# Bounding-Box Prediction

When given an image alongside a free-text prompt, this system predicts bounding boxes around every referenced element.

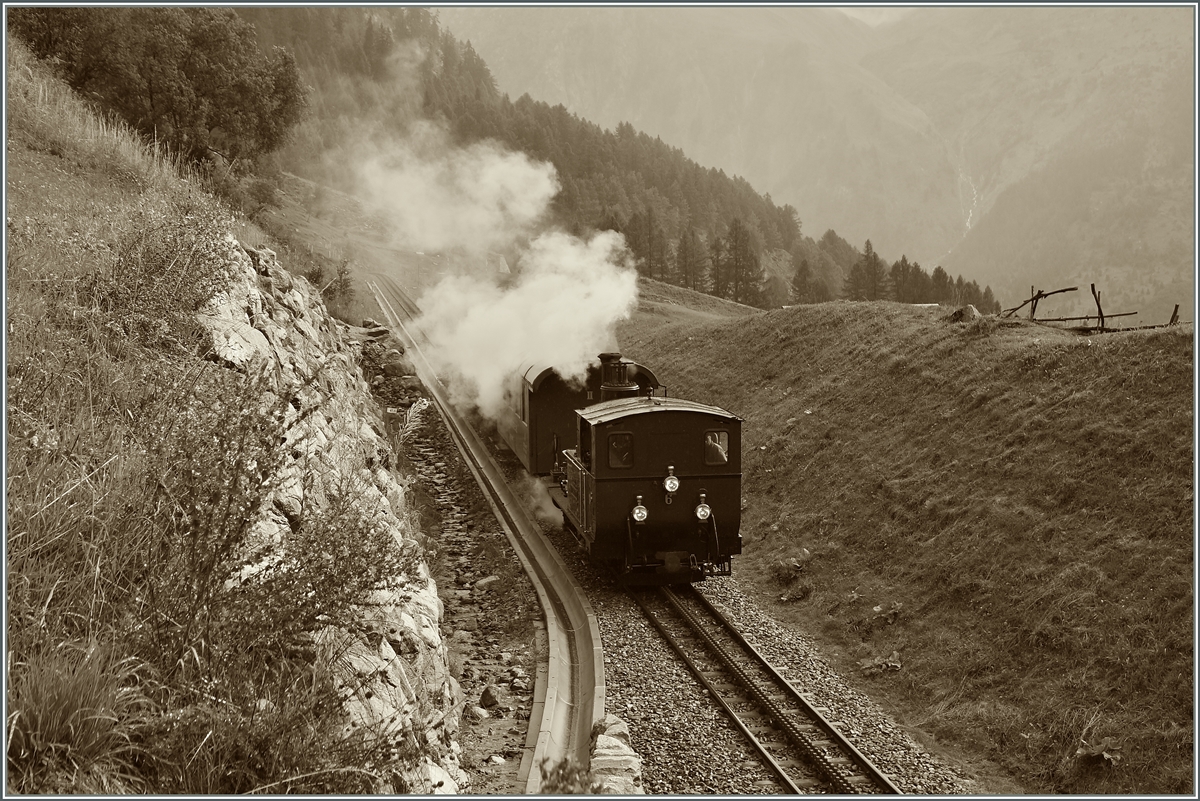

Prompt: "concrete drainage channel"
[369,278,623,792]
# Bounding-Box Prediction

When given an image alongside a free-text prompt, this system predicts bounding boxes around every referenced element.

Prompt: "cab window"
[608,432,634,468]
[704,430,729,465]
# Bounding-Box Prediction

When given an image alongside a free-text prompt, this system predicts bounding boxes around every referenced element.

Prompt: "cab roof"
[578,395,740,425]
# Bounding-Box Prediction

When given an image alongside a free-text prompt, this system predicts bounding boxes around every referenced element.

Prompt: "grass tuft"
[6,640,155,793]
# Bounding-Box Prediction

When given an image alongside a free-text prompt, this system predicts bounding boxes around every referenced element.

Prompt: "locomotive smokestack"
[599,352,639,401]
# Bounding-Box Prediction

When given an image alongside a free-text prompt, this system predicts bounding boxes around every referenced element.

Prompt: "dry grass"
[6,34,415,793]
[6,38,195,195]
[619,300,1193,793]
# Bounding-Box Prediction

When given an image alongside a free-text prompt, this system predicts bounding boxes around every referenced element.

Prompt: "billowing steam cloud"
[355,120,558,256]
[413,229,637,417]
[350,120,639,420]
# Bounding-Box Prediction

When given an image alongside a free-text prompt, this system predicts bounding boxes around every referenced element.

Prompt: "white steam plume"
[413,229,637,418]
[347,120,639,419]
[515,473,565,527]
[355,120,558,256]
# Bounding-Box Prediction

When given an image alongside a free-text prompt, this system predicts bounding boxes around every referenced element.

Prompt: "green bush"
[133,653,406,794]
[9,7,307,164]
[84,192,234,349]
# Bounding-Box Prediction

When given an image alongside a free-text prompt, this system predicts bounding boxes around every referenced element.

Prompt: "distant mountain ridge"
[439,6,1194,318]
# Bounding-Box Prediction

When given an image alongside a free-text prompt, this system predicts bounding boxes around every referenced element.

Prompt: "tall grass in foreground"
[7,34,418,792]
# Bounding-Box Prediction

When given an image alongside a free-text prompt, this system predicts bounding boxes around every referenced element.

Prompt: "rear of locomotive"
[557,355,743,584]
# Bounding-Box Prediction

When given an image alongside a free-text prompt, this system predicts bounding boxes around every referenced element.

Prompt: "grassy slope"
[5,38,414,793]
[617,298,1193,793]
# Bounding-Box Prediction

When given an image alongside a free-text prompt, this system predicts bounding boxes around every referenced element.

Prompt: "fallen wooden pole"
[1002,285,1079,318]
[1115,321,1191,331]
[1036,311,1138,323]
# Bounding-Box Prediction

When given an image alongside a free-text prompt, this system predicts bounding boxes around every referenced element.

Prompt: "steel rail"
[685,587,902,794]
[666,586,901,794]
[367,276,604,792]
[628,590,805,794]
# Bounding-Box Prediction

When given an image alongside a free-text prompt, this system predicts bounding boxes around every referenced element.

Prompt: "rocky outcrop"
[197,240,465,793]
[591,714,645,794]
[948,304,982,323]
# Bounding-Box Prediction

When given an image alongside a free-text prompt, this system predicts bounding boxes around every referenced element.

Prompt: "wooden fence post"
[1169,304,1180,325]
[1090,283,1105,330]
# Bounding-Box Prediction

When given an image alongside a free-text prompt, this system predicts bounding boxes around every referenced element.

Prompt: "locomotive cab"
[553,394,743,584]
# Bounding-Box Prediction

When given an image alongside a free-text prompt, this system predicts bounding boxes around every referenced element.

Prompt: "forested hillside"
[8,6,999,311]
[238,7,998,311]
[8,8,306,170]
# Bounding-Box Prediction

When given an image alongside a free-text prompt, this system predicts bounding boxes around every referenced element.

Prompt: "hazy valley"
[439,6,1195,319]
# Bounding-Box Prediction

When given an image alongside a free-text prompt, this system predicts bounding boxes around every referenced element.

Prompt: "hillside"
[5,35,463,794]
[438,6,962,266]
[616,300,1193,794]
[438,6,1194,313]
[237,6,805,308]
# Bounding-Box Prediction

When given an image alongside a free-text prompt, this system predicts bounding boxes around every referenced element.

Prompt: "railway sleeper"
[736,709,771,722]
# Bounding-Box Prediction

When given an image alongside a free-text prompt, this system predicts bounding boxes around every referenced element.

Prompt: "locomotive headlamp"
[695,492,712,521]
[632,495,649,523]
[663,466,680,494]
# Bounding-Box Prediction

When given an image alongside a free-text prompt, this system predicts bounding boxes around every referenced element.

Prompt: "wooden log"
[1002,286,1079,318]
[1036,311,1139,322]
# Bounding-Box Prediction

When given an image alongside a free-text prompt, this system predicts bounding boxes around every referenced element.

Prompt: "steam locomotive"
[497,352,742,584]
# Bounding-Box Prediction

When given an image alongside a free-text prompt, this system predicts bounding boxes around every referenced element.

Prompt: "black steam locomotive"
[497,352,742,584]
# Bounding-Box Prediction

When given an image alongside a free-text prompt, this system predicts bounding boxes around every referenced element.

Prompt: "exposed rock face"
[197,240,465,793]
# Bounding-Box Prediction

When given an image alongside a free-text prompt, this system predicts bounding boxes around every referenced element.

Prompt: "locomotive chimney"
[599,352,639,401]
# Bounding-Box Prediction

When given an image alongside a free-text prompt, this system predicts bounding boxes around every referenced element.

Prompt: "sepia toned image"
[4,4,1193,795]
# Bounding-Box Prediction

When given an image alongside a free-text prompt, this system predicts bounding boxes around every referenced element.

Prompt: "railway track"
[632,585,902,795]
[366,274,604,793]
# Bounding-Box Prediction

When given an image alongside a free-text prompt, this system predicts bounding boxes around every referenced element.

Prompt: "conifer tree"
[844,240,891,300]
[791,256,832,303]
